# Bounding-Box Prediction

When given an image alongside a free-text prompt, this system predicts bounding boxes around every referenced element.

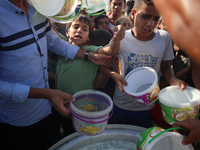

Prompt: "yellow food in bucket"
[80,104,97,112]
[80,126,102,135]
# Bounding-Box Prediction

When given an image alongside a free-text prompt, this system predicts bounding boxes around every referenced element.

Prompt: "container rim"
[70,90,113,118]
[124,66,158,96]
[158,85,200,108]
[31,0,65,16]
[147,132,194,150]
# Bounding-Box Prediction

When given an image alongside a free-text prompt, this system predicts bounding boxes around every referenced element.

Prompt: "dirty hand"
[173,119,200,145]
[112,72,127,92]
[112,25,125,42]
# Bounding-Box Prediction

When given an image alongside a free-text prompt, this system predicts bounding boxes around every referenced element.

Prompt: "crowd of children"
[1,0,198,149]
[47,0,199,144]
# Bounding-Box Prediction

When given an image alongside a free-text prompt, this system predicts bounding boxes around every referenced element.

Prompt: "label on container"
[137,127,164,150]
[159,102,200,124]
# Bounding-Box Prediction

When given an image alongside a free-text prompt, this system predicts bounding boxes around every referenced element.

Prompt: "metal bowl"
[49,124,146,150]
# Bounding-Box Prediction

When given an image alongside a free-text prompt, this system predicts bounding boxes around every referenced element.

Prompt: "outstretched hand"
[112,25,125,42]
[173,119,200,145]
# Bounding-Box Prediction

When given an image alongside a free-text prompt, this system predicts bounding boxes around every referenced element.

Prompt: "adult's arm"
[46,28,112,65]
[152,0,200,65]
[0,80,74,116]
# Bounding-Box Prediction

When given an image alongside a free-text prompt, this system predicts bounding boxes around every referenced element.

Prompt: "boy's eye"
[154,17,160,21]
[73,26,79,29]
[122,23,127,27]
[83,28,88,31]
[142,15,150,19]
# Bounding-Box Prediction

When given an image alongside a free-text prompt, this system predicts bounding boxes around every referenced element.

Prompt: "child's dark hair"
[143,0,153,5]
[88,29,112,46]
[134,0,154,10]
[94,14,109,28]
[66,14,92,34]
[110,0,126,4]
[115,16,132,26]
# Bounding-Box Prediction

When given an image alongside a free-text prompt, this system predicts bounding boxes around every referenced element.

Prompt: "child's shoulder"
[82,45,102,53]
[156,29,170,38]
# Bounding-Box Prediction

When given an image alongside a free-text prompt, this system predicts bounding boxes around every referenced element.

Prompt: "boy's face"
[109,0,125,16]
[96,17,110,31]
[120,18,132,30]
[67,19,90,47]
[131,4,160,41]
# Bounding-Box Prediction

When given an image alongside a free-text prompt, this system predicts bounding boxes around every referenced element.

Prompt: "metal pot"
[49,124,146,150]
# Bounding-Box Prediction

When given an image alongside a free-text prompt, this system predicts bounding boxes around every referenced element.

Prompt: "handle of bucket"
[69,104,113,124]
[148,127,187,144]
[86,9,106,16]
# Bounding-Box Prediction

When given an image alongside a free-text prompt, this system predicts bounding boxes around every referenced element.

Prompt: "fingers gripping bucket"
[124,67,160,105]
[159,85,200,125]
[69,90,113,135]
[137,127,194,150]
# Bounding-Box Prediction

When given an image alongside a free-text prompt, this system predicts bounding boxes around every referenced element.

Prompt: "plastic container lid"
[30,0,65,16]
[159,85,200,108]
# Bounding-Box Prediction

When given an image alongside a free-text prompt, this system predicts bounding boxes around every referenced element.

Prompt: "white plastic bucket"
[30,0,78,17]
[159,85,200,125]
[69,90,113,135]
[30,0,80,23]
[137,127,194,150]
[82,0,109,15]
[124,67,160,105]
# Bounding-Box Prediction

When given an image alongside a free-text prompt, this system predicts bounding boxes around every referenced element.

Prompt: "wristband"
[84,50,90,61]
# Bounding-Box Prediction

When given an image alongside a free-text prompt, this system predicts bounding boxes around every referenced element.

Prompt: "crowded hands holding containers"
[1,0,200,149]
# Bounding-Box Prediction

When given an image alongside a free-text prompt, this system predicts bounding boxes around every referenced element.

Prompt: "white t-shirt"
[113,29,174,111]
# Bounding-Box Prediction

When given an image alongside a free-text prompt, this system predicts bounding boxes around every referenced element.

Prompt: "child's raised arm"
[161,60,187,91]
[99,66,127,92]
[97,25,125,56]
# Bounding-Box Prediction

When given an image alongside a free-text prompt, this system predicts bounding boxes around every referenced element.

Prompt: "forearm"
[175,66,191,79]
[108,38,121,56]
[162,68,176,85]
[47,29,79,60]
[97,38,121,56]
[0,80,30,103]
[161,61,176,85]
[191,61,200,90]
[28,87,50,99]
[152,0,200,65]
[99,65,114,77]
[75,48,87,59]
